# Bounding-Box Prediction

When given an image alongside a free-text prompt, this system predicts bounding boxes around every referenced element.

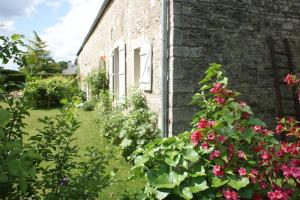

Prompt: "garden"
[1,34,300,200]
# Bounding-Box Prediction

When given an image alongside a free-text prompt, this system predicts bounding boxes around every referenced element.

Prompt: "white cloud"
[0,0,40,18]
[42,0,103,62]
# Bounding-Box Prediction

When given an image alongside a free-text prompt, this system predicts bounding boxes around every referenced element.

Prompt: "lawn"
[21,106,145,199]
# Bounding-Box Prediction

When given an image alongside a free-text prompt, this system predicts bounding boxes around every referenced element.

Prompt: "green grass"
[20,107,144,199]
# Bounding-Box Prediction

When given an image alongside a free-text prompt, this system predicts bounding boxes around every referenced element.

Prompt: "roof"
[76,0,110,56]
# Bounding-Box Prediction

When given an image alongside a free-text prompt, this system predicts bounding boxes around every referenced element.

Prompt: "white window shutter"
[119,43,126,101]
[140,42,152,91]
[109,53,114,96]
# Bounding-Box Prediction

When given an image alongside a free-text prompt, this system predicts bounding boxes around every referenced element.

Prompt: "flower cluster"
[189,75,300,199]
[284,74,299,86]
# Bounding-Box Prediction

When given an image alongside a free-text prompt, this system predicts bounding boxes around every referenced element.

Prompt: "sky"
[0,0,103,69]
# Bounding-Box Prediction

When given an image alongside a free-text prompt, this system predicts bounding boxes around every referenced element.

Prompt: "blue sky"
[0,0,103,69]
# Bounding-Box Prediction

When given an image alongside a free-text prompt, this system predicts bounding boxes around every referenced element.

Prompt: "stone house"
[77,0,300,136]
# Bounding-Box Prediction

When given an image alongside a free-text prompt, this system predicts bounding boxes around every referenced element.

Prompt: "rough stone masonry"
[169,0,300,134]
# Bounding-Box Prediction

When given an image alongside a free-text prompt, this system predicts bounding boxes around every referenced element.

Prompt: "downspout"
[161,0,169,137]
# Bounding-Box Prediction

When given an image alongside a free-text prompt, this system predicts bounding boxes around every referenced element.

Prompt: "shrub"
[131,64,300,200]
[82,100,95,111]
[24,76,82,108]
[96,90,159,160]
[0,90,114,199]
[86,67,109,98]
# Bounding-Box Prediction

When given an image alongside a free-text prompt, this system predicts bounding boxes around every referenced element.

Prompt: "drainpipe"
[161,0,169,137]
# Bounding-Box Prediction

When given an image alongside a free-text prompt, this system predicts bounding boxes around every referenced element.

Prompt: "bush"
[82,100,95,111]
[86,68,109,98]
[0,92,114,199]
[131,64,300,200]
[96,90,159,160]
[24,76,82,108]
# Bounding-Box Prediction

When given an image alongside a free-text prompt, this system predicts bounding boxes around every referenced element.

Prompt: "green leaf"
[7,160,23,177]
[165,155,180,167]
[150,172,188,189]
[266,137,279,145]
[183,148,199,162]
[0,109,11,126]
[155,190,169,200]
[190,180,209,193]
[248,118,266,127]
[134,156,148,167]
[0,172,8,183]
[11,34,21,41]
[182,187,193,200]
[190,165,206,177]
[211,177,228,188]
[228,177,250,190]
[241,128,255,144]
[120,138,132,148]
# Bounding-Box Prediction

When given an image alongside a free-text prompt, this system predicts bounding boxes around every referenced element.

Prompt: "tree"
[22,31,61,75]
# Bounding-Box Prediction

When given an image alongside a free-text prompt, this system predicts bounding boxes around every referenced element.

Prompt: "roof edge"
[76,0,110,56]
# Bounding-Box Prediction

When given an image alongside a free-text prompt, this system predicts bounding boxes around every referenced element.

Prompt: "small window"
[134,48,141,88]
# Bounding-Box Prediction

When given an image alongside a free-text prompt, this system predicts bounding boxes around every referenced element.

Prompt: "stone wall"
[169,0,300,134]
[78,0,162,122]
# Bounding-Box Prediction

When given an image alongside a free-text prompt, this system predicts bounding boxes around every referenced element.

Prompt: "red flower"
[253,126,262,133]
[237,150,246,159]
[223,189,239,200]
[242,112,249,119]
[212,165,224,176]
[207,120,216,127]
[259,181,268,189]
[191,130,202,146]
[209,150,220,160]
[268,189,289,200]
[218,135,225,143]
[197,118,207,129]
[284,74,299,86]
[210,83,223,94]
[215,96,225,104]
[238,167,247,176]
[207,133,215,140]
[201,142,209,150]
[275,124,283,135]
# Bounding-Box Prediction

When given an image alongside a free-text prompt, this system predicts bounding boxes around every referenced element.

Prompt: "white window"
[109,41,126,101]
[134,42,152,92]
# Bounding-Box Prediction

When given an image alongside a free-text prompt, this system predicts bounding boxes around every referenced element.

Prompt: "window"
[134,48,141,88]
[139,42,152,92]
[109,41,126,101]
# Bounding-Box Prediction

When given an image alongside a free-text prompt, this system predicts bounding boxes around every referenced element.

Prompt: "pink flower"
[250,168,259,176]
[237,150,246,159]
[218,135,225,143]
[210,83,223,94]
[253,126,262,133]
[207,120,216,128]
[259,181,268,189]
[210,150,221,160]
[223,189,239,200]
[261,150,271,160]
[238,167,247,176]
[207,133,215,140]
[215,96,225,104]
[212,165,224,176]
[197,118,207,129]
[275,124,283,135]
[284,73,299,86]
[191,130,202,146]
[240,101,247,108]
[201,142,209,150]
[268,189,289,200]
